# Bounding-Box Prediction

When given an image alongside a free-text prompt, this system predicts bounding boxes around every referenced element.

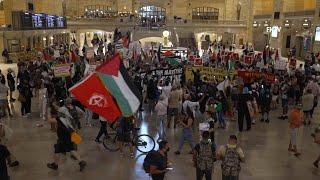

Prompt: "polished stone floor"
[0,64,320,180]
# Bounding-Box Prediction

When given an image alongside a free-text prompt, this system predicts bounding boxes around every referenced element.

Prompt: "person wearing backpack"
[143,140,171,180]
[193,131,216,180]
[216,135,245,180]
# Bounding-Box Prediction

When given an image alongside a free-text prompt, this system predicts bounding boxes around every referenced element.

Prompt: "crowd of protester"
[0,29,320,180]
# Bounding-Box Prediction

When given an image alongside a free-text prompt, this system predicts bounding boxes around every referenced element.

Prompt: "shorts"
[272,95,278,101]
[54,140,76,154]
[282,99,288,108]
[168,108,179,116]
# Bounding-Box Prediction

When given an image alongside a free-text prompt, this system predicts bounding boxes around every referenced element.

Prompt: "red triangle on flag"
[69,73,121,122]
[163,51,174,57]
[96,53,120,76]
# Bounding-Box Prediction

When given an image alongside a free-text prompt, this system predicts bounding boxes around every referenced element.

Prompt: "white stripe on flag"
[113,71,140,114]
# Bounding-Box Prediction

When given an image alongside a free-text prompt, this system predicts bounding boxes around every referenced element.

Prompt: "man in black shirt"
[150,140,171,180]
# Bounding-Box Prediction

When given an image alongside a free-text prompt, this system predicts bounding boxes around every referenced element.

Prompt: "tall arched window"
[84,5,117,18]
[192,7,219,20]
[139,6,166,27]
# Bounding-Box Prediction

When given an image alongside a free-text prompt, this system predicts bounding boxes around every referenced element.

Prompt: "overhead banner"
[140,67,183,82]
[53,64,71,77]
[185,66,236,82]
[237,70,275,83]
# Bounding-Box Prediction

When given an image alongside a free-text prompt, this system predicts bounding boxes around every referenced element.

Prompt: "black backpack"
[143,150,158,173]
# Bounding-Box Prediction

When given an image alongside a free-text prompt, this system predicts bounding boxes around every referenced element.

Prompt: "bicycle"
[103,127,156,154]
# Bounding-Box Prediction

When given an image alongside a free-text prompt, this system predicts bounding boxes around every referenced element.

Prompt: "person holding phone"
[149,140,171,180]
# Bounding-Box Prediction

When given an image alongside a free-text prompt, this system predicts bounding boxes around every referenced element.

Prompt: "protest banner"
[274,59,287,70]
[237,70,275,83]
[185,66,237,82]
[140,67,183,82]
[54,50,60,58]
[53,64,71,77]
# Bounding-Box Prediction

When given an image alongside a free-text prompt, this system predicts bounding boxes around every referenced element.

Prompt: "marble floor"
[0,63,319,180]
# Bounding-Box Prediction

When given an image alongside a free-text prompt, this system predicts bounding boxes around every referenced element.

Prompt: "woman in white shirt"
[39,81,48,120]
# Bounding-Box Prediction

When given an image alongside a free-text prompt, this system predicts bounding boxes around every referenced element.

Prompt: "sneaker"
[294,152,301,157]
[47,163,58,170]
[265,119,270,123]
[9,161,19,167]
[313,161,319,168]
[174,151,181,155]
[70,154,77,160]
[95,139,101,143]
[79,161,87,172]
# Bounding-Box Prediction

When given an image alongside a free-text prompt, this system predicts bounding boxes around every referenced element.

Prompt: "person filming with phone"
[147,140,171,180]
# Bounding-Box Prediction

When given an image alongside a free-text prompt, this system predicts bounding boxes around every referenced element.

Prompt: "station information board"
[13,11,67,30]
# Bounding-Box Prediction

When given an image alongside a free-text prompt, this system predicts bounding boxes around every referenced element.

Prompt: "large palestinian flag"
[97,54,142,117]
[69,73,121,121]
[69,53,142,122]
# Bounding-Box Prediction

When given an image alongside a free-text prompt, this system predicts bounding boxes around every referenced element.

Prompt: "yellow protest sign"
[185,66,237,82]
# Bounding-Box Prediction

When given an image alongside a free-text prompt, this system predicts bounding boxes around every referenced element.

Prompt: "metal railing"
[253,14,273,20]
[67,18,247,28]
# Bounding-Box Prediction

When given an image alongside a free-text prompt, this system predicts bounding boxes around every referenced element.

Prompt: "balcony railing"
[253,14,273,20]
[67,17,247,29]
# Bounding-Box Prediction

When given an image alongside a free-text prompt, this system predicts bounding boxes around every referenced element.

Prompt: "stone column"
[313,0,320,52]
[246,0,254,44]
[268,0,284,50]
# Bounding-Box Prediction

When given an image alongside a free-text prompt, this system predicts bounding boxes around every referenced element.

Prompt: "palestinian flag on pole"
[69,73,122,122]
[97,54,142,117]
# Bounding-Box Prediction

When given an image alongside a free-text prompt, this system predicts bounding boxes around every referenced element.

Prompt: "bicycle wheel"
[103,132,119,152]
[135,134,156,153]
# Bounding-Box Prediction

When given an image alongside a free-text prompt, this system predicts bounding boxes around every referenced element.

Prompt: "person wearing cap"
[216,135,245,180]
[288,104,303,156]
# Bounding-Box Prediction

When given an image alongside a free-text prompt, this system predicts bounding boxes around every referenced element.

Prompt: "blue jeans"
[156,115,167,140]
[217,111,225,127]
[178,128,194,151]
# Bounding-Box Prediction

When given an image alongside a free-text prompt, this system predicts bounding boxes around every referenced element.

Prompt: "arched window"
[84,5,117,18]
[192,7,219,20]
[139,6,166,27]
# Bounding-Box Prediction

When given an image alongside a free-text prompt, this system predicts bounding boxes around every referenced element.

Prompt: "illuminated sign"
[266,26,281,38]
[315,27,320,42]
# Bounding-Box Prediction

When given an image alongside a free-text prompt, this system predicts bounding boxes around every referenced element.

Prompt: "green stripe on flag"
[164,57,180,66]
[98,73,133,116]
